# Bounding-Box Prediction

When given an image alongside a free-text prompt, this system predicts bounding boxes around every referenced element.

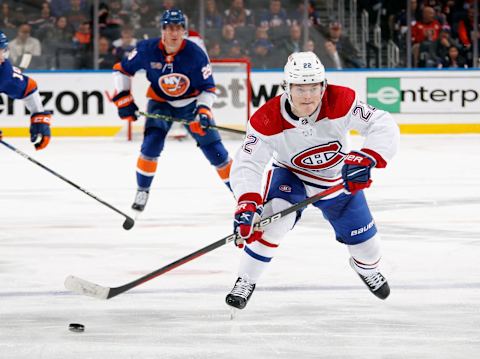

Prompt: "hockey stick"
[64,183,345,300]
[0,140,135,230]
[138,111,246,135]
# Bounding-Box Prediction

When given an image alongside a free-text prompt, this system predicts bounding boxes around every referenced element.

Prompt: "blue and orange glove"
[233,193,264,248]
[112,90,138,121]
[189,105,213,136]
[30,111,52,150]
[342,150,377,194]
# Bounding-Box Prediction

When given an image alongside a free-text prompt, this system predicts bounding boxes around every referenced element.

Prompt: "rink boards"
[1,68,480,136]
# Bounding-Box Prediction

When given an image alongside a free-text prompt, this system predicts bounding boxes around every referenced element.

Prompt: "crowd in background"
[0,0,478,70]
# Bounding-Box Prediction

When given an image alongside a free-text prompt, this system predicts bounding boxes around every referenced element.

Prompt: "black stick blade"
[123,217,135,230]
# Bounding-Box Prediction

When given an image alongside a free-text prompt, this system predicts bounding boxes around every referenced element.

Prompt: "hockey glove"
[189,105,213,136]
[30,111,52,150]
[342,150,376,194]
[112,90,138,121]
[234,193,264,248]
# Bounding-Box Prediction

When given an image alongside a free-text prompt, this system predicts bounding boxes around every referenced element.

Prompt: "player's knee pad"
[198,140,229,167]
[243,198,296,261]
[141,127,168,158]
[347,234,381,274]
[262,198,297,240]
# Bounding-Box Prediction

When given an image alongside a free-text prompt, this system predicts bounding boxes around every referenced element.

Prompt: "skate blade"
[229,307,239,320]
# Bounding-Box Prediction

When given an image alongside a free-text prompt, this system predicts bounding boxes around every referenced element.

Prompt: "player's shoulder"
[0,58,13,74]
[322,84,356,119]
[250,95,288,136]
[183,39,208,58]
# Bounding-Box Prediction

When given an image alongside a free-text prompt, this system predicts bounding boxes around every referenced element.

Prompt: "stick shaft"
[102,183,344,299]
[0,139,133,222]
[139,111,246,135]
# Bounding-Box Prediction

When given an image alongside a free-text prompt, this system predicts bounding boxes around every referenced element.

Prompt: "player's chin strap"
[64,183,345,300]
[137,111,246,135]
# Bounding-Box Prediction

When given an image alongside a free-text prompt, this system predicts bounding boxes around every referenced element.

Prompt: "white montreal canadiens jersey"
[231,84,400,199]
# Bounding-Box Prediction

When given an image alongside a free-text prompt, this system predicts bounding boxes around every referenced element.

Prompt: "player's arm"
[112,45,145,121]
[188,50,217,136]
[231,119,275,247]
[3,63,52,150]
[343,98,400,193]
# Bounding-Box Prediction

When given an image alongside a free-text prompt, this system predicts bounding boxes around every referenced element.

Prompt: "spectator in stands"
[42,16,75,69]
[412,6,442,66]
[1,2,17,29]
[8,24,42,66]
[219,24,238,55]
[207,40,222,59]
[303,39,315,52]
[224,0,254,28]
[457,7,478,49]
[50,0,88,18]
[29,2,56,41]
[106,0,130,28]
[440,45,468,68]
[433,25,461,65]
[9,4,28,27]
[205,0,223,29]
[73,21,92,69]
[321,40,344,69]
[250,38,276,69]
[135,0,158,28]
[278,23,302,57]
[66,0,90,31]
[112,25,137,60]
[324,21,363,68]
[290,0,321,27]
[257,0,290,29]
[226,39,244,58]
[98,36,117,69]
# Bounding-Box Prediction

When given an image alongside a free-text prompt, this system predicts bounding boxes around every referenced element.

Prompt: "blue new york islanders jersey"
[114,38,215,102]
[0,59,37,100]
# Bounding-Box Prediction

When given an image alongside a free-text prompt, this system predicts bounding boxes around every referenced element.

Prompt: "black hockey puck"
[68,323,85,333]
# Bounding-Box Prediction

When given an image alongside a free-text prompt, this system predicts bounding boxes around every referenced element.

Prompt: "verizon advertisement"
[1,69,480,134]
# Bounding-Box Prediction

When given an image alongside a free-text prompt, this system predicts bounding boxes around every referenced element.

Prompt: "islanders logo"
[291,141,344,170]
[158,73,190,97]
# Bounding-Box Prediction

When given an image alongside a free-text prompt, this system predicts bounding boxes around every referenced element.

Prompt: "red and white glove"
[233,193,264,248]
[341,150,377,194]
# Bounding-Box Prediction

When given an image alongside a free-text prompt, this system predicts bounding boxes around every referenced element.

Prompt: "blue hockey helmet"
[0,31,8,50]
[160,8,186,29]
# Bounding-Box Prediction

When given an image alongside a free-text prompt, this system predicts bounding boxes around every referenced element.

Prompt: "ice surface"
[0,135,479,358]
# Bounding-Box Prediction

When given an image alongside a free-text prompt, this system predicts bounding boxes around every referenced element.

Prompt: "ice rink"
[0,135,479,358]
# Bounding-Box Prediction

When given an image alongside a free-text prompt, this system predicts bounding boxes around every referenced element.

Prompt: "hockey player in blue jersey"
[0,31,52,150]
[112,8,233,212]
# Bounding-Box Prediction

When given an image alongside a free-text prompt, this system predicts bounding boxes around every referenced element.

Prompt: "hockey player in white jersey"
[226,51,400,310]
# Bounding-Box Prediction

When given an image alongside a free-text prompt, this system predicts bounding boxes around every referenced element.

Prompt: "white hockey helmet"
[283,51,327,101]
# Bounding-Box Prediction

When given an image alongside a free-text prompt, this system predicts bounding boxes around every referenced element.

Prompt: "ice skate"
[131,190,149,212]
[225,277,256,310]
[350,258,390,300]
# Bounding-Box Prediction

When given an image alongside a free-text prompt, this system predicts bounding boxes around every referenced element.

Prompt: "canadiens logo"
[291,141,344,170]
[279,185,291,193]
[158,73,190,97]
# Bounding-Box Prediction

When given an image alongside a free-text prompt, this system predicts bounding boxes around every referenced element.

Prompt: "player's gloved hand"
[189,105,213,136]
[233,193,264,248]
[30,111,52,150]
[342,150,377,194]
[112,90,138,121]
